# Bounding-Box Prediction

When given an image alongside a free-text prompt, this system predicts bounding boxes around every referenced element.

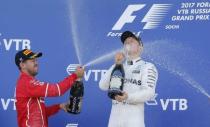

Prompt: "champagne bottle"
[108,64,125,99]
[67,79,84,114]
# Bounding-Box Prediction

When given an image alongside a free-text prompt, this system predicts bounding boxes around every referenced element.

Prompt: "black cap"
[15,49,42,67]
[120,31,141,44]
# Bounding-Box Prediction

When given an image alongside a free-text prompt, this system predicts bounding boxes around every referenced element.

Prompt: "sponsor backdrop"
[0,0,210,127]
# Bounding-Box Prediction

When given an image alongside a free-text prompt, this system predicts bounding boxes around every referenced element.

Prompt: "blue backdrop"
[0,0,210,127]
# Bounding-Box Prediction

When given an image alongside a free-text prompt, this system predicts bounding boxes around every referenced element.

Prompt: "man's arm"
[45,104,61,117]
[25,73,78,97]
[126,63,158,104]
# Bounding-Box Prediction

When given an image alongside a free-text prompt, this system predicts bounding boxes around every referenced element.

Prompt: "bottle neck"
[76,78,82,81]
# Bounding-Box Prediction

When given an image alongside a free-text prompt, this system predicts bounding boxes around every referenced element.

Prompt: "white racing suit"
[99,57,158,127]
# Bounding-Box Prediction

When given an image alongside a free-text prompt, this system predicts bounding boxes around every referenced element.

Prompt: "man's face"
[123,37,143,58]
[21,58,39,76]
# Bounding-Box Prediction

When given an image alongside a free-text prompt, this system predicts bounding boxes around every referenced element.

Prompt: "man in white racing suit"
[99,31,158,127]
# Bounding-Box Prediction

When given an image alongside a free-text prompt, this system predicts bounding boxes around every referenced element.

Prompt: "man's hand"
[115,92,128,102]
[115,52,124,64]
[59,103,68,112]
[75,66,84,79]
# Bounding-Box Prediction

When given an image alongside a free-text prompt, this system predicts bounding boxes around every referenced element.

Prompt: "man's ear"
[19,62,25,70]
[139,45,143,54]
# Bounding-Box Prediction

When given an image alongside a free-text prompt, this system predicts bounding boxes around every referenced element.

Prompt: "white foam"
[83,48,122,67]
[82,39,210,98]
[144,40,210,98]
[68,1,83,64]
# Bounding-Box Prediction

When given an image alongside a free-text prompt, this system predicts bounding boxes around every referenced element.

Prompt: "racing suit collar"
[126,57,141,65]
[20,71,34,79]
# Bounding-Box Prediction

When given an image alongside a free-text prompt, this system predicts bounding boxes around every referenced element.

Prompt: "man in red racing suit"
[15,49,84,127]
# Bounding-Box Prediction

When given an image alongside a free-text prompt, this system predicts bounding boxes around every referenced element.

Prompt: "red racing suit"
[15,72,77,127]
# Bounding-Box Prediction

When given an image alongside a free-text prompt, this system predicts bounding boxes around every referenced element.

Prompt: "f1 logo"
[112,4,145,30]
[112,4,172,30]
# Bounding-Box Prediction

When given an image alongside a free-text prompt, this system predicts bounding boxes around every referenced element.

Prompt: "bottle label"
[68,96,83,114]
[110,76,122,89]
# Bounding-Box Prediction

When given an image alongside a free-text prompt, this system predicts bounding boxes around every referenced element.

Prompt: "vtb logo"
[145,94,188,111]
[146,93,158,105]
[66,64,106,82]
[112,4,172,30]
[66,64,79,75]
[0,39,31,51]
